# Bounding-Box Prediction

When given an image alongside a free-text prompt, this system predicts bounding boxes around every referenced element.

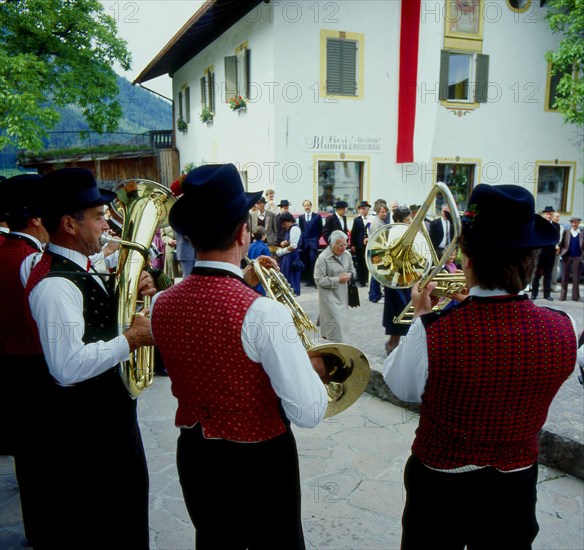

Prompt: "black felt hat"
[40,168,116,217]
[169,163,262,236]
[334,200,349,209]
[277,199,291,207]
[357,200,371,208]
[542,206,554,213]
[462,184,558,248]
[0,174,43,220]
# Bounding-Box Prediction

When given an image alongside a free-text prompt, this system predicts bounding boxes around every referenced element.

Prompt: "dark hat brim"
[170,189,263,236]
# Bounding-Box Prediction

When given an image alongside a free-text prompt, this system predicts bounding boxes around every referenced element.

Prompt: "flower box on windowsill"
[176,118,188,133]
[200,109,214,123]
[228,96,247,111]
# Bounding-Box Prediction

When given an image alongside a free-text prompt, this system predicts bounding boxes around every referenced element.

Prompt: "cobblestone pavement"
[1,283,583,549]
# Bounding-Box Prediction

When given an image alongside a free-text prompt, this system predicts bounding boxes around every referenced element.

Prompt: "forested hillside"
[44,76,173,149]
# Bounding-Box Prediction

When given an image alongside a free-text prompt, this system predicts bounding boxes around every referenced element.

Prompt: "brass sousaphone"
[103,179,176,398]
[365,182,467,324]
[246,258,370,418]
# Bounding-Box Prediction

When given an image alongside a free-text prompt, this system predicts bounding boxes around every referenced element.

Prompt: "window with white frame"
[536,165,571,212]
[439,51,489,103]
[436,163,476,213]
[318,161,363,214]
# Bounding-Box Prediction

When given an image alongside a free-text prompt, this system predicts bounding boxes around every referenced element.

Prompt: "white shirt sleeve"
[288,225,301,249]
[382,317,429,402]
[28,276,130,386]
[241,297,327,427]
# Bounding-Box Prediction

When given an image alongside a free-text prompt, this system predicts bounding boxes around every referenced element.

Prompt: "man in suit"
[322,200,349,244]
[298,199,322,286]
[0,175,50,546]
[429,204,456,259]
[559,215,583,302]
[350,200,372,287]
[250,197,277,248]
[530,206,559,301]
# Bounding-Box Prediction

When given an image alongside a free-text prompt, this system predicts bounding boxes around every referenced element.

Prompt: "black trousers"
[531,247,555,298]
[354,246,369,286]
[177,424,305,550]
[401,455,539,550]
[34,369,149,550]
[0,355,53,545]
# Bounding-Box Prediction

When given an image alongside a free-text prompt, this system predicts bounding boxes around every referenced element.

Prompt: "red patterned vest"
[151,271,287,442]
[413,295,576,471]
[0,235,43,355]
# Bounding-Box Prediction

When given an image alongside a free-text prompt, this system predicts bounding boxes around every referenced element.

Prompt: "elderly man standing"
[314,230,356,342]
[150,164,327,549]
[559,215,583,302]
[322,199,349,243]
[384,184,577,549]
[24,168,155,549]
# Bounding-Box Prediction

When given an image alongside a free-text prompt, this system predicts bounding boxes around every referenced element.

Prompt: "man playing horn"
[384,184,577,548]
[150,164,327,549]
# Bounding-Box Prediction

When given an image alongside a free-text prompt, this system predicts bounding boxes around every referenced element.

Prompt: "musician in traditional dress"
[24,168,155,549]
[0,175,49,546]
[383,184,577,549]
[150,163,327,549]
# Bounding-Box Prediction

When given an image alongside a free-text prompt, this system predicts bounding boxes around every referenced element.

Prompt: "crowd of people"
[0,166,582,550]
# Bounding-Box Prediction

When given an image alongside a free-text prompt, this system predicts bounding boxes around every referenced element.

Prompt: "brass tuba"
[365,182,466,324]
[106,179,176,398]
[246,258,370,418]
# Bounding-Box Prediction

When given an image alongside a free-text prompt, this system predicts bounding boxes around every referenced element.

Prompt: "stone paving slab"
[295,283,584,480]
[2,379,584,549]
[1,283,582,549]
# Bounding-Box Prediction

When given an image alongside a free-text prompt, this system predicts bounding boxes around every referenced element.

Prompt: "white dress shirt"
[152,260,328,428]
[23,243,130,386]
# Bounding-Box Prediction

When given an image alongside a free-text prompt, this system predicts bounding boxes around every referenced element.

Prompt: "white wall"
[172,6,275,194]
[171,0,582,219]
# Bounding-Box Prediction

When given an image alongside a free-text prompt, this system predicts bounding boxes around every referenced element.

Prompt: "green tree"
[545,0,584,127]
[0,0,131,152]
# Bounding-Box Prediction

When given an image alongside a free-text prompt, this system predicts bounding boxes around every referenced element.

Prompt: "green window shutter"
[185,87,191,122]
[178,91,183,119]
[209,71,215,113]
[475,54,489,103]
[549,68,563,110]
[439,50,450,100]
[327,38,341,94]
[200,76,207,110]
[244,49,251,98]
[327,38,357,96]
[340,41,357,95]
[224,55,237,99]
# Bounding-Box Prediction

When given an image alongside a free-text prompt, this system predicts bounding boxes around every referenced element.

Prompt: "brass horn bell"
[365,182,466,324]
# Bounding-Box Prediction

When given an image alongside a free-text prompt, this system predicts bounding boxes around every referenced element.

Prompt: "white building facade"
[137,0,582,220]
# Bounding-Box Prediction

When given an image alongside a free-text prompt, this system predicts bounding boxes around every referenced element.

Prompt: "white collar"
[48,243,89,271]
[469,286,519,297]
[195,260,243,278]
[11,231,44,251]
